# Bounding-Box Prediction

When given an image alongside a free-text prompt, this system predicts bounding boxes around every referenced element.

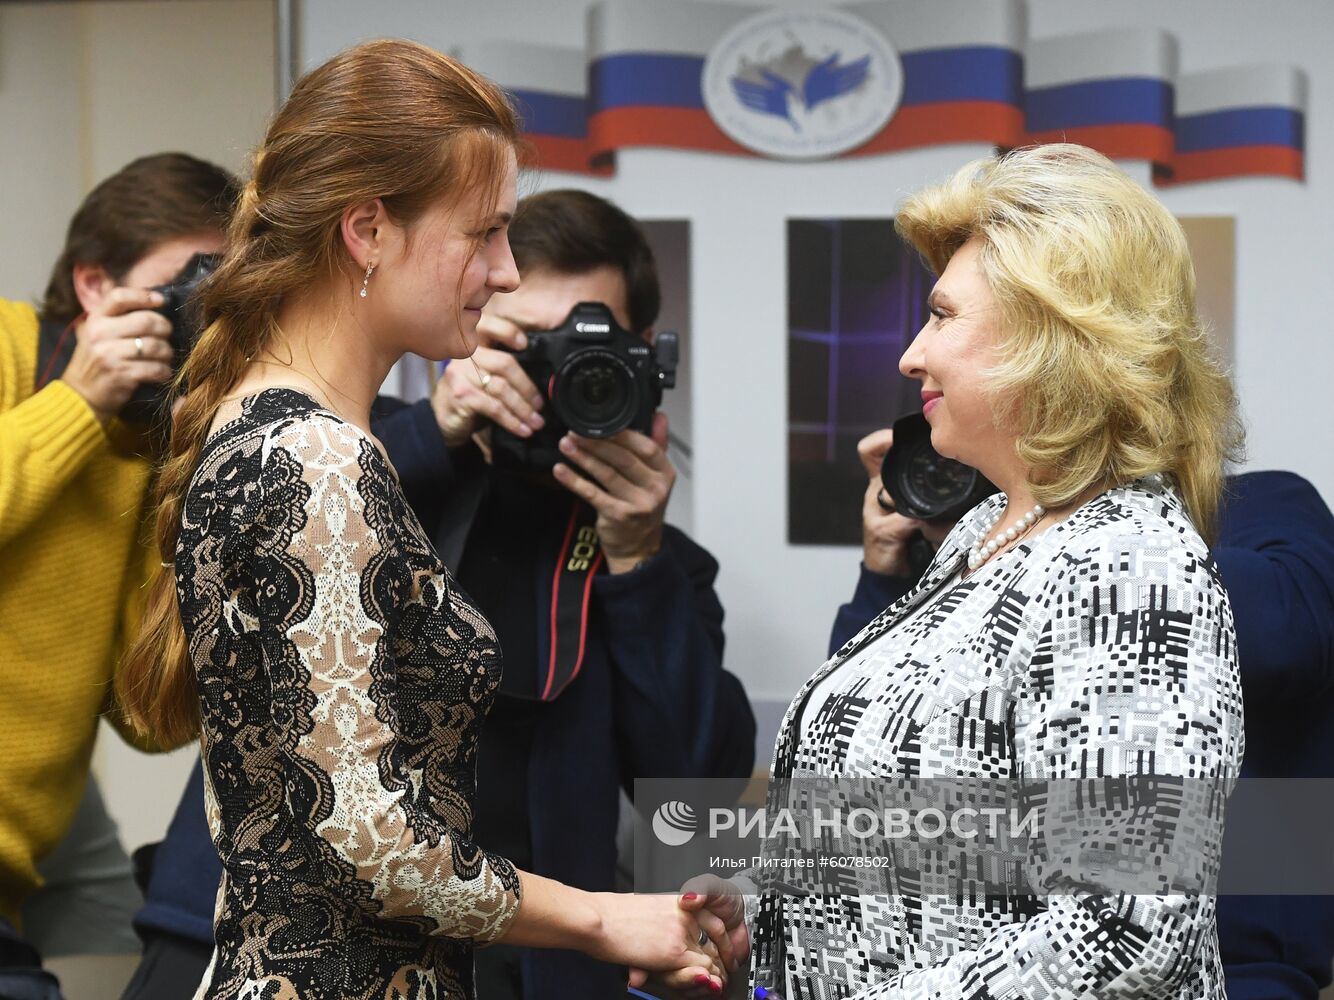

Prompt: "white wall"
[78,1,277,185]
[0,4,88,307]
[0,0,277,854]
[301,0,1334,708]
[0,0,276,304]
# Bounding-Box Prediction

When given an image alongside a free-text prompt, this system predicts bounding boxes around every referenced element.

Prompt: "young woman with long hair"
[118,39,730,1000]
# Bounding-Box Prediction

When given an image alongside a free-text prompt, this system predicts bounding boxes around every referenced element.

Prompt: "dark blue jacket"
[136,398,756,1000]
[828,471,1334,1000]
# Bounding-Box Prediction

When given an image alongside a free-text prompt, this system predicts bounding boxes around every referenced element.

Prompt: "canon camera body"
[491,301,678,471]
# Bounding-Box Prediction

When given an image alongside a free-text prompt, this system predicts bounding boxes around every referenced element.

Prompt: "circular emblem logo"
[652,800,698,846]
[702,8,902,161]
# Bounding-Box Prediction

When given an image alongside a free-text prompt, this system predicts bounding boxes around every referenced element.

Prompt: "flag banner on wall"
[457,0,1306,185]
[453,42,607,176]
[1168,66,1307,184]
[1025,28,1177,168]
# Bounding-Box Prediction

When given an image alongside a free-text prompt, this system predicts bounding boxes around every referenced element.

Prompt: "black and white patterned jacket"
[747,476,1245,1000]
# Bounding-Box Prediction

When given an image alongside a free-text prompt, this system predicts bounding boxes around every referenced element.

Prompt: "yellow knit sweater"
[0,297,160,924]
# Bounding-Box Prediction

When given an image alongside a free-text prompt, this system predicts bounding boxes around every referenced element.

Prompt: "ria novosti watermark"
[655,798,1040,846]
[633,776,1334,897]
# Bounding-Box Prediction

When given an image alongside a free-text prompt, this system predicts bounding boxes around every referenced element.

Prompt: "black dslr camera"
[491,301,678,471]
[880,412,998,523]
[121,252,219,425]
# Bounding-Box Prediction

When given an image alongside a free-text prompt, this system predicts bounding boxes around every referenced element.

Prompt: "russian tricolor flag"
[586,0,748,159]
[455,41,605,176]
[848,0,1025,154]
[1167,65,1306,184]
[586,0,1025,162]
[1024,27,1177,168]
[454,1,1306,187]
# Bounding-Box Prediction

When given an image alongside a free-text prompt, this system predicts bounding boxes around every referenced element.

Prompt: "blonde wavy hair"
[895,143,1242,543]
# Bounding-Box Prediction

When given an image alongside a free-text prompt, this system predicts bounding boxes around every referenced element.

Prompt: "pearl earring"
[359,261,376,298]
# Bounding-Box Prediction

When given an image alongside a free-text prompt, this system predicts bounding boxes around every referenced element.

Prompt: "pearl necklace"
[967,502,1045,570]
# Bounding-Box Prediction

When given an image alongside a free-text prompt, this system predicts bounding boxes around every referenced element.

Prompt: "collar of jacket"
[822,472,1183,679]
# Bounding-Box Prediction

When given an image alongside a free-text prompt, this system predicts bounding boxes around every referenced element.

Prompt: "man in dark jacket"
[830,429,1334,1000]
[122,190,755,1000]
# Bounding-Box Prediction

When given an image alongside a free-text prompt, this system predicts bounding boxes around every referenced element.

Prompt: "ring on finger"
[478,371,493,390]
[697,929,709,948]
[876,487,896,513]
[134,336,144,360]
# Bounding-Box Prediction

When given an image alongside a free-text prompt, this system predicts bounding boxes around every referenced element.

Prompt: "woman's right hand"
[627,876,750,998]
[590,891,728,993]
[497,870,731,993]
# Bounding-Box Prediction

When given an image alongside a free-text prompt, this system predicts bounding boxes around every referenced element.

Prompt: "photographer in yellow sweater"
[0,154,235,985]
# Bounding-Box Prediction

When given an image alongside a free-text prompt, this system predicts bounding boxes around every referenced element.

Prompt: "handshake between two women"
[504,872,748,999]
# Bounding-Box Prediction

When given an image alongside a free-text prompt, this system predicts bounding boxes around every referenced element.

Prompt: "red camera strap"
[543,500,604,701]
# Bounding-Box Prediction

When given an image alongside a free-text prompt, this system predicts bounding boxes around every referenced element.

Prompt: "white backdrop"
[300,0,1334,709]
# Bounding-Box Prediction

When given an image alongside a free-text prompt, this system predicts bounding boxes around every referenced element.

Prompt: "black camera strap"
[542,500,603,701]
[35,314,79,391]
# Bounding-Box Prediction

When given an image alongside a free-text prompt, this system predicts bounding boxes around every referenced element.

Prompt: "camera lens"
[554,350,637,437]
[571,363,624,414]
[902,445,975,511]
[881,412,998,522]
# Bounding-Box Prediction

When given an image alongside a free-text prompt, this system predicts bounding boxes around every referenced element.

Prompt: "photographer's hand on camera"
[430,313,546,448]
[858,428,931,577]
[553,411,676,575]
[60,288,175,425]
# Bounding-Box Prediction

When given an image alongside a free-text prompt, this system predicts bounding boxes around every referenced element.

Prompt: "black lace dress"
[176,388,521,1000]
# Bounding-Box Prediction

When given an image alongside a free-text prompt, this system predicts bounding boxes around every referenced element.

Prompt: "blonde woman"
[695,145,1245,1000]
[118,41,732,1000]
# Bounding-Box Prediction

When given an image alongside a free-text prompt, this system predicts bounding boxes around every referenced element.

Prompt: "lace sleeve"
[248,414,522,941]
